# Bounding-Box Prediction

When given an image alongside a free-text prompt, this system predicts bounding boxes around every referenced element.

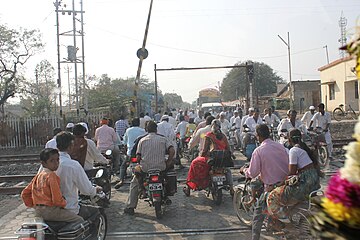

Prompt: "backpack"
[130,134,148,158]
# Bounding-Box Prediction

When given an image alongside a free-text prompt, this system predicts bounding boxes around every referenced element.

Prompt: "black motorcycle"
[142,169,176,219]
[16,191,107,240]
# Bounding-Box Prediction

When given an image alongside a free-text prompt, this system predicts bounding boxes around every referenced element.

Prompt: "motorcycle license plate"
[212,175,226,183]
[149,183,163,191]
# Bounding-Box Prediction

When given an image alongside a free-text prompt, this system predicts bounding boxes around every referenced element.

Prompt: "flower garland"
[311,20,360,239]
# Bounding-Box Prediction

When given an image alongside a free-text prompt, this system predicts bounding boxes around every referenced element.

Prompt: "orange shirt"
[21,168,66,208]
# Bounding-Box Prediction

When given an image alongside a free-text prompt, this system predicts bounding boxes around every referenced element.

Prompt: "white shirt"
[244,116,263,133]
[157,121,176,142]
[139,118,146,129]
[84,139,109,170]
[263,114,280,126]
[176,121,188,138]
[240,115,250,134]
[289,146,312,169]
[56,152,96,214]
[189,125,211,152]
[220,119,231,135]
[277,118,305,133]
[194,116,203,125]
[230,116,242,129]
[168,116,177,129]
[45,137,57,149]
[311,112,331,130]
[144,115,152,121]
[188,112,197,119]
[301,111,316,129]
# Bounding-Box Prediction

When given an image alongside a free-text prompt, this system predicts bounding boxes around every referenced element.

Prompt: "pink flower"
[325,173,360,208]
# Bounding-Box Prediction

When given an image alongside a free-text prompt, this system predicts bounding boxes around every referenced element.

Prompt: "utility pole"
[80,0,87,115]
[323,45,330,64]
[132,0,153,117]
[338,11,347,58]
[54,0,85,117]
[65,65,72,111]
[54,0,62,116]
[278,32,293,109]
[154,64,158,113]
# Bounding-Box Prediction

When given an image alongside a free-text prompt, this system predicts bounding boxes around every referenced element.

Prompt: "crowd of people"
[21,104,330,238]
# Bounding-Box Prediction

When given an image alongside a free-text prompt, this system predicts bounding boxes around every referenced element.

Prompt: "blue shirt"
[123,127,147,156]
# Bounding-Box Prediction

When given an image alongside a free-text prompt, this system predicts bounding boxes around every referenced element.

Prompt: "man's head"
[100,118,108,126]
[288,110,297,121]
[179,115,185,122]
[131,117,140,127]
[65,122,74,132]
[40,148,60,171]
[219,112,226,121]
[198,110,204,118]
[267,107,272,115]
[233,110,239,117]
[161,115,169,122]
[146,120,157,133]
[318,103,325,113]
[73,124,87,137]
[168,112,173,117]
[56,131,75,152]
[255,124,270,143]
[140,112,145,118]
[204,112,211,119]
[78,122,89,134]
[248,107,255,116]
[53,127,62,137]
[309,105,316,114]
[119,115,125,120]
[253,108,260,119]
[211,119,222,134]
[205,115,216,125]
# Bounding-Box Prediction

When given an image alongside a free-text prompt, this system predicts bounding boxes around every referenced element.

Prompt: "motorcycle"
[233,173,323,238]
[142,168,176,219]
[305,127,329,167]
[15,170,108,240]
[85,168,111,208]
[126,156,138,177]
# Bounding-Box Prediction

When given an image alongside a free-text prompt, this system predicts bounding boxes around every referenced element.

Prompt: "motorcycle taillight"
[151,175,159,182]
[131,158,137,163]
[18,238,36,240]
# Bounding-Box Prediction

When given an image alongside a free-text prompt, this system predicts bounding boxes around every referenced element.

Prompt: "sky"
[1,0,360,104]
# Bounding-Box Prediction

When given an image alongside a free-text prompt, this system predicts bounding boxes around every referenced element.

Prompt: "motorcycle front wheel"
[233,187,253,227]
[155,202,162,219]
[317,146,329,167]
[95,211,107,240]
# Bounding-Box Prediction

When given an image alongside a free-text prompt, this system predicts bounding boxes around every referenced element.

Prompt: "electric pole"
[278,32,293,110]
[338,12,347,58]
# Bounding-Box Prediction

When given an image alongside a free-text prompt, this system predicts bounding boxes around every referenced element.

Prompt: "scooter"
[15,170,107,240]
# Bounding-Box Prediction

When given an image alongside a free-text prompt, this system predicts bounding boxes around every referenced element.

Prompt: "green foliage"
[21,60,57,117]
[220,61,284,101]
[164,93,183,109]
[0,24,43,115]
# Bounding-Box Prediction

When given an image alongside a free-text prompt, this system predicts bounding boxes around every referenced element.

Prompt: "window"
[355,81,359,99]
[329,84,335,100]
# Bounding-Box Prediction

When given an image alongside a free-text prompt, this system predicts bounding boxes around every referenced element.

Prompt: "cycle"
[332,104,358,121]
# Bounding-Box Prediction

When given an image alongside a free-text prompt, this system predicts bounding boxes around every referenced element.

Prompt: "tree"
[0,24,43,116]
[20,60,57,117]
[164,93,184,110]
[220,61,284,101]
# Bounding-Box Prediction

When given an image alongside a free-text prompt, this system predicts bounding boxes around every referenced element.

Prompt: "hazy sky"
[1,0,360,103]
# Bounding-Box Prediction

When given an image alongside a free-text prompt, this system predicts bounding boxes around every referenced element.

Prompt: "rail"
[0,174,35,195]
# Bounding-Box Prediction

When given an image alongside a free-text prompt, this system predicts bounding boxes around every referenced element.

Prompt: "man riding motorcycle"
[123,121,175,215]
[240,124,289,240]
[243,108,263,153]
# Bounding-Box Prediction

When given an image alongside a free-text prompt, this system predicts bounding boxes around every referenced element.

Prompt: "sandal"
[183,186,190,197]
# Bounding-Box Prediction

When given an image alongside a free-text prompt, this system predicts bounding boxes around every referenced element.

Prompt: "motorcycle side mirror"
[95,169,104,178]
[105,150,112,156]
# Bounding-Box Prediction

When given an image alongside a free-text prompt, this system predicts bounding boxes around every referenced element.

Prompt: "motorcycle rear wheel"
[211,188,222,205]
[317,146,329,167]
[155,202,162,219]
[233,188,253,227]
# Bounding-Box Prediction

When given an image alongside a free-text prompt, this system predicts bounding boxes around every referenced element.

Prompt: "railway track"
[0,154,39,165]
[0,174,34,195]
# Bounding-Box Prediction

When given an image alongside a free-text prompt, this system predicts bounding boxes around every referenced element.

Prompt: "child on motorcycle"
[21,148,83,222]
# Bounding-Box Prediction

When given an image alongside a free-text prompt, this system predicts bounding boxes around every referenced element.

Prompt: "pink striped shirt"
[94,125,118,151]
[245,138,289,185]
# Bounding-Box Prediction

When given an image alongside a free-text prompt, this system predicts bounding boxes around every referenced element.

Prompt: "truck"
[197,88,223,113]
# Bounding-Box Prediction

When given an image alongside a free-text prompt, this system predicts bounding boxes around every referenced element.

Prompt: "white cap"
[66,122,74,129]
[160,115,169,121]
[309,106,315,110]
[220,111,226,116]
[78,122,89,134]
[248,107,255,112]
[234,110,238,113]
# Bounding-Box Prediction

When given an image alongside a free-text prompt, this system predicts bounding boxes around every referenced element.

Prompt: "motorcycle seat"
[57,219,89,235]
